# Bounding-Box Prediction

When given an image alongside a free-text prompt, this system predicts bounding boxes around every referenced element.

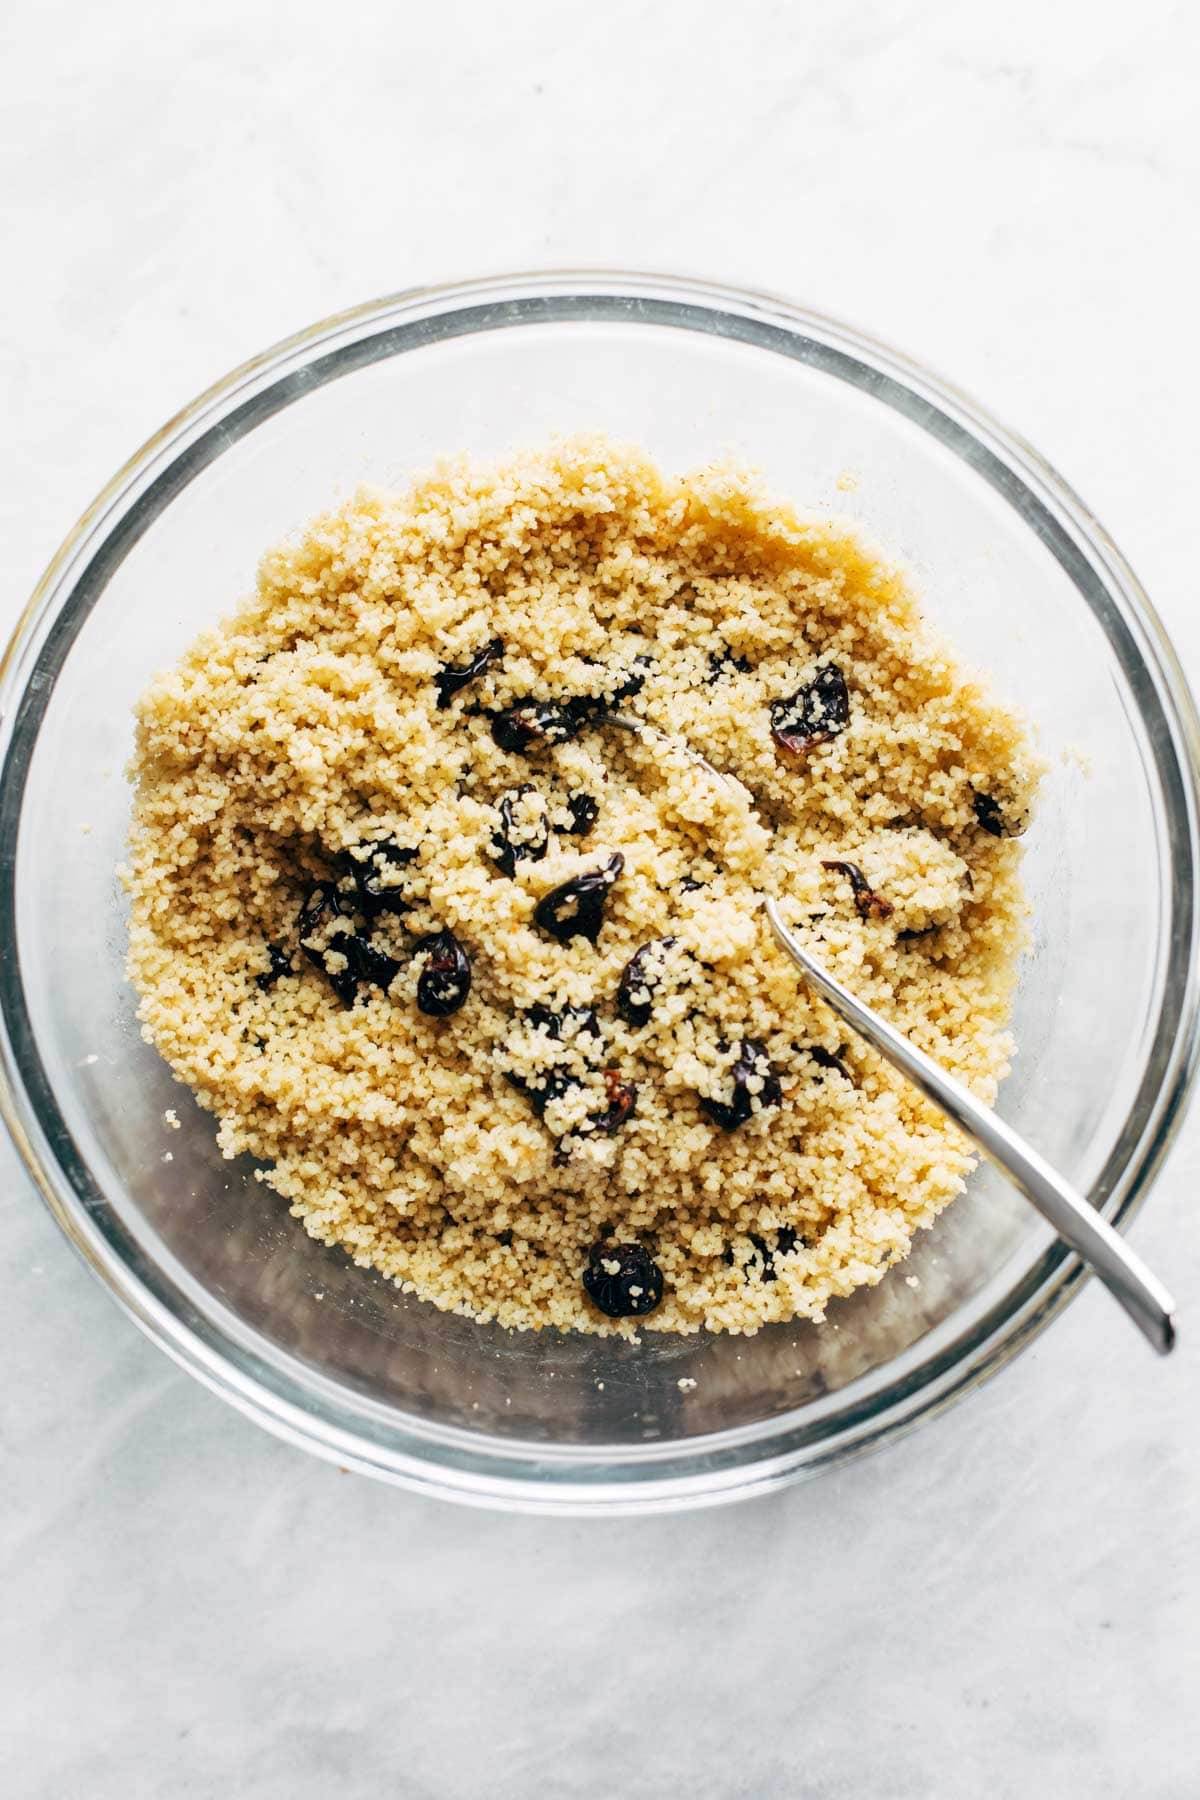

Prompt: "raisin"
[348,938,401,992]
[505,1067,574,1120]
[821,859,894,921]
[770,664,850,755]
[297,884,359,1006]
[491,699,596,755]
[434,637,504,708]
[553,1069,638,1163]
[504,1005,606,1126]
[699,1038,782,1131]
[706,649,752,683]
[752,1227,801,1282]
[801,1045,851,1080]
[679,876,705,894]
[527,1001,602,1042]
[533,853,624,945]
[532,1001,598,1036]
[610,654,653,702]
[490,785,550,878]
[897,924,939,943]
[582,1241,663,1318]
[594,1068,638,1133]
[297,881,338,942]
[616,936,678,1028]
[340,840,418,916]
[256,942,292,991]
[413,929,471,1017]
[973,791,1027,838]
[724,1226,802,1282]
[562,793,599,836]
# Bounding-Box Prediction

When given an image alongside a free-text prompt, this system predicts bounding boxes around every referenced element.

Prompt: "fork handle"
[765,899,1176,1354]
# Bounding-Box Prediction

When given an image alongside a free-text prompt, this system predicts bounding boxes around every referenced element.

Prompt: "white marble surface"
[2,2,1198,1794]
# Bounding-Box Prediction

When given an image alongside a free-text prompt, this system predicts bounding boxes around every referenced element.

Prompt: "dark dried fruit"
[801,1045,851,1080]
[490,785,550,878]
[341,839,418,915]
[348,938,402,992]
[699,1038,782,1131]
[821,859,894,921]
[533,853,625,945]
[609,654,653,703]
[297,884,359,1005]
[616,936,678,1028]
[413,929,472,1017]
[505,1066,578,1120]
[297,881,339,942]
[770,664,850,755]
[897,924,939,943]
[752,1227,800,1282]
[594,1068,638,1133]
[582,1241,663,1318]
[505,1005,611,1131]
[973,790,1028,838]
[527,1001,602,1042]
[256,942,292,991]
[972,791,1005,836]
[679,876,706,894]
[706,649,752,683]
[434,637,504,708]
[297,891,398,1007]
[491,699,594,755]
[724,1226,802,1282]
[562,792,599,837]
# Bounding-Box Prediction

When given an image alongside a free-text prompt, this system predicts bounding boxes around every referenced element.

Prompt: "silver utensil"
[766,899,1177,1355]
[607,708,1176,1353]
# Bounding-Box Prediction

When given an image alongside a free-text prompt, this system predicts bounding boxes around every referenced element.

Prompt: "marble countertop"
[2,2,1197,1794]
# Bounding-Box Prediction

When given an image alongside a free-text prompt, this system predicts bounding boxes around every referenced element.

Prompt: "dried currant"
[504,1004,602,1121]
[490,785,550,878]
[609,654,654,702]
[594,1068,638,1134]
[434,637,504,708]
[256,942,293,991]
[752,1227,801,1282]
[562,793,599,837]
[617,936,678,1028]
[706,649,752,683]
[770,664,850,755]
[582,1241,664,1318]
[801,1045,851,1080]
[821,859,894,921]
[340,840,418,916]
[413,929,472,1017]
[724,1227,803,1282]
[491,699,595,755]
[699,1038,782,1131]
[505,1066,576,1120]
[297,884,360,1006]
[533,853,625,945]
[527,1001,602,1042]
[973,791,1027,838]
[347,937,402,993]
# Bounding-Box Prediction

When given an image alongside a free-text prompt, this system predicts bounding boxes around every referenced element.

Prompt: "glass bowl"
[3,272,1197,1515]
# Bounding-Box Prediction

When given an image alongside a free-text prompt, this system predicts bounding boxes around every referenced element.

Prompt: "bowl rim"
[3,267,1198,1514]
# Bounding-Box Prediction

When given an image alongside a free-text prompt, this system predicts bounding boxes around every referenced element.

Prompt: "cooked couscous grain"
[124,439,1040,1336]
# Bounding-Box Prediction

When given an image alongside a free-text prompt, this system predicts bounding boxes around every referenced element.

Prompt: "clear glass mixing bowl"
[3,272,1197,1514]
